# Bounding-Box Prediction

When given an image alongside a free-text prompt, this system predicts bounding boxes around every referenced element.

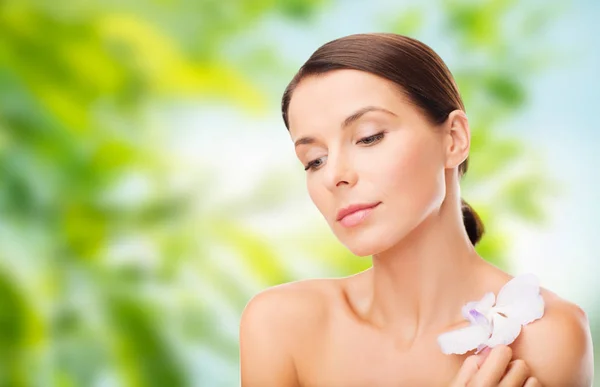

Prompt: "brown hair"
[281,33,485,246]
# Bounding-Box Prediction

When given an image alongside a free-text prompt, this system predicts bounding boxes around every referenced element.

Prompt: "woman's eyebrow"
[294,105,396,148]
[341,105,396,129]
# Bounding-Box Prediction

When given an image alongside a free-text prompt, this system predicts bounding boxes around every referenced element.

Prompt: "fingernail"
[479,347,491,357]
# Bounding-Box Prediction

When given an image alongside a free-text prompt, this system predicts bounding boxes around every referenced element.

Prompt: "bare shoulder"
[475,263,594,385]
[512,288,594,387]
[239,278,339,387]
[241,278,337,334]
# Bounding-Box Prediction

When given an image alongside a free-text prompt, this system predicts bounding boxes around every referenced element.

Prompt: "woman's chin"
[335,225,408,257]
[342,239,390,257]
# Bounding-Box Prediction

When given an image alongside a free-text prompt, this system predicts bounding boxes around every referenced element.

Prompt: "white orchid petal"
[470,309,490,326]
[461,302,478,321]
[462,292,495,322]
[438,324,491,355]
[438,274,545,357]
[479,292,496,311]
[485,314,522,347]
[494,293,544,326]
[496,273,540,307]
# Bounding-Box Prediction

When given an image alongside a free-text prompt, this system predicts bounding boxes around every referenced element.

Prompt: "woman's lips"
[338,203,380,228]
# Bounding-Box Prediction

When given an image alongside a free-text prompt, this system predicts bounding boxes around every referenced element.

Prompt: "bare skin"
[241,271,591,386]
[451,345,542,387]
[239,69,594,386]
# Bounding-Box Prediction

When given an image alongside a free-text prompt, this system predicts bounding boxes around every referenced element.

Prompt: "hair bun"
[461,199,485,246]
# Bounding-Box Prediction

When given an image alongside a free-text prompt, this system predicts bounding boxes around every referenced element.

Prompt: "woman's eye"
[304,156,326,171]
[357,132,385,145]
[303,133,384,172]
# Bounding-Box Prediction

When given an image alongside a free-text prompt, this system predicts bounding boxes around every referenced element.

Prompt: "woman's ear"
[443,110,470,169]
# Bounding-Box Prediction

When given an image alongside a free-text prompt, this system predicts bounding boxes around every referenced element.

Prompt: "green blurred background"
[0,0,598,386]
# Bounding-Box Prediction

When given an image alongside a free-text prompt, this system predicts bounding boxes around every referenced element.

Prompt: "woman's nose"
[324,151,358,190]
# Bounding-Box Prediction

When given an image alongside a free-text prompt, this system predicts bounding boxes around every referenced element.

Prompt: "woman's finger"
[523,377,541,387]
[450,355,485,386]
[498,359,530,387]
[449,349,491,386]
[469,345,513,386]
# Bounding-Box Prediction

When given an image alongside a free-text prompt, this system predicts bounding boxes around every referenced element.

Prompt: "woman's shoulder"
[243,277,339,309]
[512,286,594,386]
[474,265,593,385]
[239,278,343,385]
[240,278,341,337]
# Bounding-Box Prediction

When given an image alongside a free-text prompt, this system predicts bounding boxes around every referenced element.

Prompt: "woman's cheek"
[306,177,319,204]
[306,179,330,220]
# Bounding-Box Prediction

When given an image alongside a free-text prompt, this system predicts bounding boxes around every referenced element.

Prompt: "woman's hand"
[450,345,541,387]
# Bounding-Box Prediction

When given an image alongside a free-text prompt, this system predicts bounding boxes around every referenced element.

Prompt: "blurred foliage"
[0,0,326,385]
[0,0,590,386]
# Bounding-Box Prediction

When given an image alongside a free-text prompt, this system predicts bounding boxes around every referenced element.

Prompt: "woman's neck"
[362,196,486,347]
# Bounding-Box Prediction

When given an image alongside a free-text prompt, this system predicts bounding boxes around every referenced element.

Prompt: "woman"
[239,33,593,386]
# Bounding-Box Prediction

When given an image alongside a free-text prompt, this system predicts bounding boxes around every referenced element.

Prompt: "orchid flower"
[438,273,545,355]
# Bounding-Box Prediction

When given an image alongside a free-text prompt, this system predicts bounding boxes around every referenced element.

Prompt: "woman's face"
[287,69,451,257]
